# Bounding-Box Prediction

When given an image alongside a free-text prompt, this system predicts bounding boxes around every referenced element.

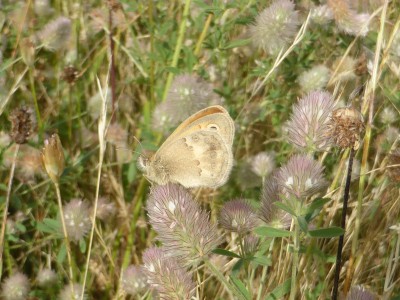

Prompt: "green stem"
[256,238,275,300]
[289,221,300,300]
[161,0,192,101]
[29,68,43,136]
[203,258,247,300]
[0,144,19,281]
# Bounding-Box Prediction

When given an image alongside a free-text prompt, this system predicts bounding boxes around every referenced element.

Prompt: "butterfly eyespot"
[207,124,219,130]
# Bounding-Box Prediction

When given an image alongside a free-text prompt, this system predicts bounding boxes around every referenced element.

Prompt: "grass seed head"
[37,16,72,51]
[42,133,65,184]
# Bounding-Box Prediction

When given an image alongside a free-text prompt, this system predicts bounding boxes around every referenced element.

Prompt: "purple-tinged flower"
[1,272,30,300]
[260,175,281,224]
[152,74,221,132]
[219,199,260,234]
[250,152,275,179]
[142,247,195,299]
[37,268,57,287]
[59,283,86,300]
[37,17,72,51]
[327,0,370,37]
[286,91,335,152]
[121,265,147,296]
[275,155,327,200]
[250,0,300,56]
[63,199,92,242]
[146,184,221,266]
[298,65,331,93]
[346,286,376,300]
[243,235,260,255]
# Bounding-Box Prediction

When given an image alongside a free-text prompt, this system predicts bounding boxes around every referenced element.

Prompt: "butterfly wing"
[152,130,233,188]
[160,105,235,150]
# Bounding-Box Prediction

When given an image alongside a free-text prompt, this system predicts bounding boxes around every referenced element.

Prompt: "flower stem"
[332,148,355,300]
[0,144,19,281]
[203,257,247,300]
[289,221,300,300]
[54,182,75,284]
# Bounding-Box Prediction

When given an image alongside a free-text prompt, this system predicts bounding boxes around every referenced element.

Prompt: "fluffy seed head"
[219,199,260,234]
[275,155,327,200]
[286,91,335,152]
[94,197,116,221]
[298,65,331,93]
[332,56,357,83]
[38,17,72,51]
[146,184,221,266]
[327,0,370,36]
[380,107,397,124]
[328,107,364,150]
[250,0,300,56]
[63,199,92,242]
[142,247,195,299]
[249,152,275,179]
[346,286,376,300]
[36,268,57,287]
[121,265,147,296]
[9,107,34,144]
[1,272,30,300]
[152,74,221,132]
[310,5,334,25]
[59,283,86,300]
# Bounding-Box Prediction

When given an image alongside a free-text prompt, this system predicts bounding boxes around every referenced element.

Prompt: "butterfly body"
[138,106,235,188]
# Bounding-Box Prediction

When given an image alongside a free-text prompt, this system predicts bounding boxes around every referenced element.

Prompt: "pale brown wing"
[153,130,233,188]
[159,106,235,153]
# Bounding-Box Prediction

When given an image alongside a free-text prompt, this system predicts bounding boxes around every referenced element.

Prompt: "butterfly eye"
[207,124,219,131]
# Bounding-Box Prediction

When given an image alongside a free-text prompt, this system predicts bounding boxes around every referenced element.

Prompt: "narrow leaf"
[255,226,292,238]
[212,248,241,258]
[274,202,296,216]
[265,279,291,300]
[297,216,308,233]
[308,227,345,238]
[230,276,251,300]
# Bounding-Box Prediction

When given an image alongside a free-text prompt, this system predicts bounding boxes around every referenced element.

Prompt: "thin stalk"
[29,68,43,135]
[54,183,74,282]
[203,258,247,300]
[161,0,192,101]
[108,5,117,123]
[289,221,300,300]
[256,238,275,300]
[332,148,355,300]
[0,144,19,281]
[194,13,213,57]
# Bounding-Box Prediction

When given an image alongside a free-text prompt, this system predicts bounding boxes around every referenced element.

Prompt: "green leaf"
[250,255,271,267]
[36,218,61,236]
[297,216,308,233]
[274,202,296,216]
[221,38,251,50]
[305,198,331,221]
[212,248,241,258]
[308,227,345,238]
[230,276,251,300]
[255,226,293,238]
[57,244,67,264]
[79,239,87,253]
[265,279,291,300]
[232,259,244,274]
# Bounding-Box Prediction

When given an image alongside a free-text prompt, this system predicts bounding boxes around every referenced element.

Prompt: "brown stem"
[332,148,355,299]
[109,6,117,123]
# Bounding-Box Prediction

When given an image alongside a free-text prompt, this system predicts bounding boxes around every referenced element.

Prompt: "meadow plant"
[36,268,57,287]
[249,151,275,180]
[146,184,220,266]
[0,272,30,300]
[63,199,92,243]
[286,91,335,153]
[37,17,72,51]
[121,265,148,296]
[298,65,331,93]
[142,247,195,299]
[219,199,260,235]
[59,283,86,300]
[250,0,300,56]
